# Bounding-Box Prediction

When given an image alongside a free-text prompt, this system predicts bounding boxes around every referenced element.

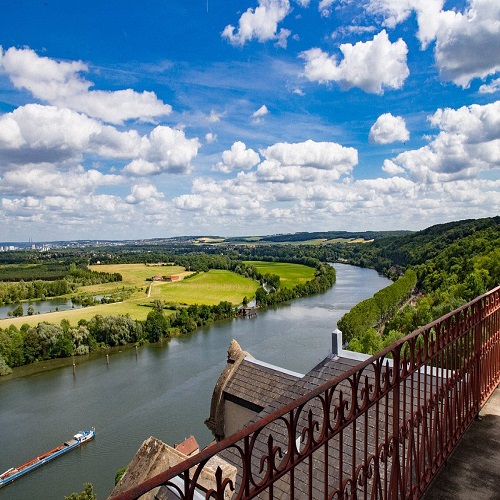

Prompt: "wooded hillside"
[337,216,499,354]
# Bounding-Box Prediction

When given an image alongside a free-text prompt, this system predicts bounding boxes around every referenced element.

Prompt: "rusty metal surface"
[110,286,500,500]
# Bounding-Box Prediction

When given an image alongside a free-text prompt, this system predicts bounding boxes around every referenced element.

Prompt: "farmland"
[0,261,316,328]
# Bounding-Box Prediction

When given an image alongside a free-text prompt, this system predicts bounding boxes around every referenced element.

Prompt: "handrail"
[111,286,500,499]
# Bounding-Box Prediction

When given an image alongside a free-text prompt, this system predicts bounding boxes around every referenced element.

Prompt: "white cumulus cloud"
[434,0,500,88]
[0,46,172,124]
[261,139,358,172]
[0,104,201,176]
[123,126,201,175]
[0,104,103,164]
[479,78,500,94]
[0,164,122,198]
[369,113,409,144]
[384,100,500,182]
[300,30,409,94]
[125,183,165,204]
[213,141,260,173]
[366,0,500,88]
[222,0,291,47]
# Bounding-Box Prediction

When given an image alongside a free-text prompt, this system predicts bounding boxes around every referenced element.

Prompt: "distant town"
[0,238,187,252]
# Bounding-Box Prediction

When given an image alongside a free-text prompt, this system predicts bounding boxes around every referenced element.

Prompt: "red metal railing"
[112,286,500,499]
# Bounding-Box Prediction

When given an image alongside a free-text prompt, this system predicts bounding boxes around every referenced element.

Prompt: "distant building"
[152,274,180,282]
[174,435,199,456]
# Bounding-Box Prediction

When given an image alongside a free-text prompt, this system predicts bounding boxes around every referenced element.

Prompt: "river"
[0,298,82,320]
[0,264,391,499]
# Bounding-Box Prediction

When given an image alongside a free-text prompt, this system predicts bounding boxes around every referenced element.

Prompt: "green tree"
[255,286,268,306]
[65,482,96,500]
[144,310,169,342]
[153,299,164,312]
[347,328,383,355]
[23,328,42,363]
[0,355,13,376]
[70,325,91,355]
[12,304,24,317]
[115,466,127,485]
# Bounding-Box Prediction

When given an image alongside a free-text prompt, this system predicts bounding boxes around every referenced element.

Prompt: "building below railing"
[110,286,500,499]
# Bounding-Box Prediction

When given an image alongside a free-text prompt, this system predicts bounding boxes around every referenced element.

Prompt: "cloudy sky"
[0,0,499,242]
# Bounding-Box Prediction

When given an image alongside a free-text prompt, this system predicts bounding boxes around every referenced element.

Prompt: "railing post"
[474,300,483,418]
[389,346,401,499]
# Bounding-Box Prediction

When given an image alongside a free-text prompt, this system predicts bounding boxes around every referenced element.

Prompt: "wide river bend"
[0,264,391,499]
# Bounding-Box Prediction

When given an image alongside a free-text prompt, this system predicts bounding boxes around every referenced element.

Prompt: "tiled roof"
[224,358,301,410]
[242,356,379,498]
[174,435,199,456]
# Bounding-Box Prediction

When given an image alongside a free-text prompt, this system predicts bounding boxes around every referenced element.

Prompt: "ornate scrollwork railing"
[111,286,500,500]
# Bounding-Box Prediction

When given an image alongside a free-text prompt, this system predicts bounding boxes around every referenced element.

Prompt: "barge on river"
[0,428,95,488]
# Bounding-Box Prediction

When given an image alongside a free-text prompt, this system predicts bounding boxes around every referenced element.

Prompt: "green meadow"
[0,264,261,327]
[244,261,315,289]
[151,270,259,305]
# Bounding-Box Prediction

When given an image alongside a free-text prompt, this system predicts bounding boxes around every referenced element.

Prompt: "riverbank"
[0,343,140,382]
[0,263,334,372]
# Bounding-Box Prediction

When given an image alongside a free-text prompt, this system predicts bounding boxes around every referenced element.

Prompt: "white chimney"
[332,328,343,356]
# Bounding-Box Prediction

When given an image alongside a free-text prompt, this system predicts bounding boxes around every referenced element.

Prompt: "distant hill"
[342,216,499,292]
[224,230,412,244]
[336,216,499,351]
[375,216,499,265]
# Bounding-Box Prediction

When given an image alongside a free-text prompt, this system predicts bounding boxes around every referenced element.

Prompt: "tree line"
[337,270,417,343]
[255,262,336,307]
[0,264,122,306]
[0,299,237,375]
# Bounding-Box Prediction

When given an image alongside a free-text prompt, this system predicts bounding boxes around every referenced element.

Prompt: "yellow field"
[0,264,257,328]
[0,261,317,328]
[88,263,188,289]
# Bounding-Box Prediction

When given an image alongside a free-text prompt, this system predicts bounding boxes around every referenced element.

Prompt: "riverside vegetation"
[0,216,498,376]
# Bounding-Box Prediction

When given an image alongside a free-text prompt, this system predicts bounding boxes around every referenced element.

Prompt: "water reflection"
[0,297,82,319]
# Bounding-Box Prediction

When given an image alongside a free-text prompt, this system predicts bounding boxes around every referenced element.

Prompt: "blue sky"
[0,0,499,242]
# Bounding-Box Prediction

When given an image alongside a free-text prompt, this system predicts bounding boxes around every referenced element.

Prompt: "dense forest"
[0,216,498,374]
[336,217,499,353]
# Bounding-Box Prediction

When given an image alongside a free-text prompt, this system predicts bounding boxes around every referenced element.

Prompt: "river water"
[0,264,391,499]
[0,298,82,320]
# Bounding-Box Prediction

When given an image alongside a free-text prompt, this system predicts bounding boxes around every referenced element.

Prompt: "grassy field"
[244,261,315,289]
[0,265,258,328]
[0,300,166,329]
[152,270,259,305]
[87,263,188,291]
[0,261,314,328]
